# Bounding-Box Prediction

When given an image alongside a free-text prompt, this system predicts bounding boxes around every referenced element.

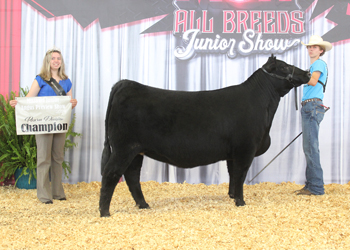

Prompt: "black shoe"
[44,200,53,204]
[57,197,66,201]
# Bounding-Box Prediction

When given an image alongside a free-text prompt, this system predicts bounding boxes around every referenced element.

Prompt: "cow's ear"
[264,54,277,72]
[270,54,276,63]
[268,54,276,63]
[267,54,276,64]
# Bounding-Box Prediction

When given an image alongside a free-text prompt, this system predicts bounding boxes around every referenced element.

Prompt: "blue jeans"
[301,100,325,195]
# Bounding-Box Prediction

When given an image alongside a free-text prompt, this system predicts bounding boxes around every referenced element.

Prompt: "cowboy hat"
[301,35,332,51]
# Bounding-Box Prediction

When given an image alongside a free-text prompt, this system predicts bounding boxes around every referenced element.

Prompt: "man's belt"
[301,98,322,106]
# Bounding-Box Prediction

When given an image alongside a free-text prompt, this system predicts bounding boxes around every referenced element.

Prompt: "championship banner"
[15,96,72,135]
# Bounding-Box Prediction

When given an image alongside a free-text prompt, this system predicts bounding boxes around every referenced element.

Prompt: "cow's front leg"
[99,173,121,217]
[233,169,248,206]
[124,155,150,209]
[227,159,251,206]
[227,160,235,199]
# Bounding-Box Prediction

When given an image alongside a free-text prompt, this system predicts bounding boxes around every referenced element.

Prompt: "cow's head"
[262,54,311,96]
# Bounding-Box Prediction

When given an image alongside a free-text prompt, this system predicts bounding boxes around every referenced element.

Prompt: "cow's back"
[107,79,270,167]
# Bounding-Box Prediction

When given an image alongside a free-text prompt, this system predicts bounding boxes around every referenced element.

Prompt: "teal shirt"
[302,59,328,101]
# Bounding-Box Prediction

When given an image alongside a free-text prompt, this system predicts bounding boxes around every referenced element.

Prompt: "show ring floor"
[1,181,350,249]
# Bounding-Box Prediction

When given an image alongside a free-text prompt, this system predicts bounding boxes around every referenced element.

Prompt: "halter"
[261,65,299,110]
[261,66,296,87]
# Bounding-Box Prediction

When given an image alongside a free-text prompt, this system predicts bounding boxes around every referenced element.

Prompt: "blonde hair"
[39,50,68,81]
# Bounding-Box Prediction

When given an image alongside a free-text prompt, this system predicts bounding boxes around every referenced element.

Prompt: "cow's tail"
[101,83,120,175]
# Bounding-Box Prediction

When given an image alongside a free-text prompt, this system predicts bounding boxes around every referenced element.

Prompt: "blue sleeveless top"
[36,75,72,97]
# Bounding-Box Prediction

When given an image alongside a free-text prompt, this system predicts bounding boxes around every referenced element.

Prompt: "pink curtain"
[0,0,21,97]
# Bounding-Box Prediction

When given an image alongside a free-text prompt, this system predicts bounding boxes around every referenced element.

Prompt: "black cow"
[99,55,311,217]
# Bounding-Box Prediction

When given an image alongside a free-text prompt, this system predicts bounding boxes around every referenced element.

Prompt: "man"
[297,35,332,196]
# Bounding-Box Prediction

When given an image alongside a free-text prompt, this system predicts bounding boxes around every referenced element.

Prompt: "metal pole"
[248,106,330,184]
[248,132,302,184]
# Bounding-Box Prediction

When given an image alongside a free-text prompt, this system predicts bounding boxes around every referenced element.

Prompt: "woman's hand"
[9,100,18,108]
[70,98,78,109]
[67,89,77,109]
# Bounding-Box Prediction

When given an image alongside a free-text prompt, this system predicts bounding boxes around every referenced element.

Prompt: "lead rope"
[294,87,298,110]
[292,65,298,110]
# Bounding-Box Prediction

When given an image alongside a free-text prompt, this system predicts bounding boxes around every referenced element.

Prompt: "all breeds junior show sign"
[172,0,305,60]
[23,0,350,60]
[15,96,72,135]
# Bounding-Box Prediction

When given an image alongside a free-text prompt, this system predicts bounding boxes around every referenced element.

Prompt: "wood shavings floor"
[1,181,350,249]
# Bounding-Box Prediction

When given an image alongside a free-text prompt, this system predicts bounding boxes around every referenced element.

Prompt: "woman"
[10,47,78,204]
[296,35,332,196]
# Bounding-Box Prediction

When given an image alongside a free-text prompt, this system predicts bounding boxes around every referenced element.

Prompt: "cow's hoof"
[234,199,246,207]
[138,203,150,209]
[100,211,111,217]
[228,193,234,199]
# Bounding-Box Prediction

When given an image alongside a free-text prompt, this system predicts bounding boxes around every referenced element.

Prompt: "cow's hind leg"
[227,156,253,206]
[100,171,121,217]
[124,154,150,209]
[99,151,135,217]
